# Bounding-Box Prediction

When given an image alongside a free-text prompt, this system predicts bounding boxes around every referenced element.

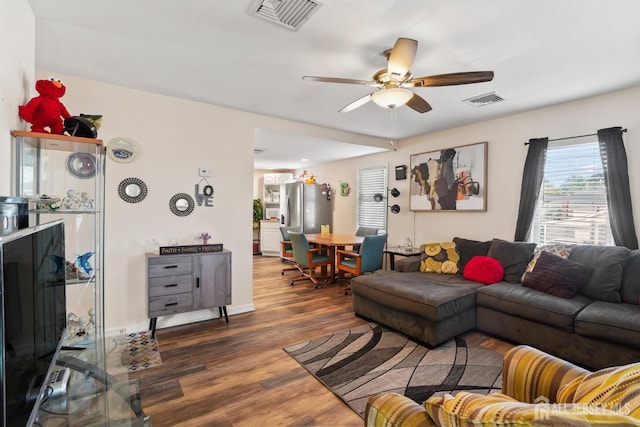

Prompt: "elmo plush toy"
[19,77,71,134]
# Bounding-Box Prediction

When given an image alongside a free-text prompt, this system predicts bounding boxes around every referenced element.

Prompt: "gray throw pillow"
[568,245,631,303]
[486,238,536,283]
[453,237,491,272]
[522,251,593,299]
[621,249,640,305]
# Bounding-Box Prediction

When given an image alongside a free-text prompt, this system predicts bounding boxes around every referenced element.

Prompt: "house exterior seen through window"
[530,138,613,246]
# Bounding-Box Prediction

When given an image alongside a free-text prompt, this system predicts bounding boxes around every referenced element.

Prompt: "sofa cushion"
[395,256,421,272]
[453,237,491,271]
[522,242,574,281]
[463,256,504,285]
[424,391,640,426]
[568,244,631,303]
[574,301,640,349]
[621,249,640,305]
[350,271,482,323]
[572,362,640,418]
[476,283,591,331]
[522,251,593,299]
[420,242,459,274]
[486,239,536,283]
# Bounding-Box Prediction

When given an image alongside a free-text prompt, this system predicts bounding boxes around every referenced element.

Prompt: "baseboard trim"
[123,303,256,335]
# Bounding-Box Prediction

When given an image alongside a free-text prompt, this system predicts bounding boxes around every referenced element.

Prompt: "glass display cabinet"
[11,131,145,425]
[12,130,105,331]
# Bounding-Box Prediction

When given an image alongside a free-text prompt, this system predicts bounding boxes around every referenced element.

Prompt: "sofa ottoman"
[350,270,483,347]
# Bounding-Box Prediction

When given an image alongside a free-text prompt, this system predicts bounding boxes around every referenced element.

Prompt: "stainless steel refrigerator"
[283,182,332,233]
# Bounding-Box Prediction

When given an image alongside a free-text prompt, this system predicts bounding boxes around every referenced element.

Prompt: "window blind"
[357,165,387,231]
[531,139,613,246]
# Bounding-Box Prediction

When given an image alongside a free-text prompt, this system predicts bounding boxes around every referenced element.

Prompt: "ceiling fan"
[302,38,494,114]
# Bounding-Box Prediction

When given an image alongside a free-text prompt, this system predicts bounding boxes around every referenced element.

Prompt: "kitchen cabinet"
[260,220,281,256]
[263,172,293,220]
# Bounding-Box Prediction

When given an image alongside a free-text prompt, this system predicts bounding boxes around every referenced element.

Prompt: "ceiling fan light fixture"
[371,88,413,109]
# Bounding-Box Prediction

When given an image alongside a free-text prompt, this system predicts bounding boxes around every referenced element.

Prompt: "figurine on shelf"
[199,232,211,245]
[18,77,71,134]
[65,309,96,338]
[76,252,95,279]
[32,194,61,211]
[61,189,95,210]
[65,260,79,279]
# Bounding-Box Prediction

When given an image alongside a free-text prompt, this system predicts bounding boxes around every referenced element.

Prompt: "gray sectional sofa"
[350,238,640,370]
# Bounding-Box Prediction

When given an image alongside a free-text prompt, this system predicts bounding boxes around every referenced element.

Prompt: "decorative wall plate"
[169,193,195,217]
[66,152,98,178]
[107,137,140,163]
[118,177,148,203]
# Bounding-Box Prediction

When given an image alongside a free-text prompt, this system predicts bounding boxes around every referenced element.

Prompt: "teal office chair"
[288,232,332,288]
[352,226,379,253]
[279,226,297,275]
[337,233,388,294]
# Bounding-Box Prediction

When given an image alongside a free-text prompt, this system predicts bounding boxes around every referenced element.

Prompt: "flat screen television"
[0,220,66,427]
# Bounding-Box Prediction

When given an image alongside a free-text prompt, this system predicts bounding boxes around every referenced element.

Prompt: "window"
[530,138,613,246]
[357,165,387,232]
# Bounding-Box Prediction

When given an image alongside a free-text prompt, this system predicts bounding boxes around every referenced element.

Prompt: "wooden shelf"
[11,130,103,153]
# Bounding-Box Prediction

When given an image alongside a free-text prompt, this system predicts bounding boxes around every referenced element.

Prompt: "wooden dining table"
[305,233,365,283]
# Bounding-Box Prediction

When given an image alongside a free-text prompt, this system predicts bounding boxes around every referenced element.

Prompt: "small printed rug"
[122,330,163,373]
[284,323,503,417]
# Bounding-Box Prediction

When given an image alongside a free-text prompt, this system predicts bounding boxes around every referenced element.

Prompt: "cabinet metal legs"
[149,307,228,338]
[149,318,158,339]
[218,306,229,323]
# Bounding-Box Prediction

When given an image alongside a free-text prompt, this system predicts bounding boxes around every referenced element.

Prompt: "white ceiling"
[27,0,640,170]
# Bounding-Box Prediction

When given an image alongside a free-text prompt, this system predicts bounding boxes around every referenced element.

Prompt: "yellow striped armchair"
[365,344,640,426]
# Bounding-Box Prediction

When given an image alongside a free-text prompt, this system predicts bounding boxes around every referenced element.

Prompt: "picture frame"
[409,141,487,211]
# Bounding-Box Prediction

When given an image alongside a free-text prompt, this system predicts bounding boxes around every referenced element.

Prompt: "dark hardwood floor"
[131,255,511,426]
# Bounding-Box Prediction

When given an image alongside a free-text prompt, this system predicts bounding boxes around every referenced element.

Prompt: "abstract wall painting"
[410,141,487,211]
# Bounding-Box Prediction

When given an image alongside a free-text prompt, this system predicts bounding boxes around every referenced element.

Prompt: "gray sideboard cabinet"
[146,250,231,337]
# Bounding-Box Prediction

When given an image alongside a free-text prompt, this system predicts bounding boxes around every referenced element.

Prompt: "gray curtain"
[514,138,548,242]
[598,127,638,249]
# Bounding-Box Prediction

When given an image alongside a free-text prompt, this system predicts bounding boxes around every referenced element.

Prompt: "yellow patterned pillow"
[572,362,640,418]
[424,391,640,427]
[420,242,459,274]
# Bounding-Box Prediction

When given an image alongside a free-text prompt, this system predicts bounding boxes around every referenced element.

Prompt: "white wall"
[312,86,640,248]
[0,0,34,195]
[32,70,383,333]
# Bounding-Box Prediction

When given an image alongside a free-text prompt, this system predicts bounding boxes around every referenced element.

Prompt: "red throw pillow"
[463,256,504,285]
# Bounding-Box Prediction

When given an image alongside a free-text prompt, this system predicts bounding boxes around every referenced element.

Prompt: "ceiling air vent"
[463,92,504,108]
[249,0,322,31]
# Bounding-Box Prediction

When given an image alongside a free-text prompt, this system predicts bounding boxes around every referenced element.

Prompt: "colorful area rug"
[122,330,163,373]
[284,323,503,417]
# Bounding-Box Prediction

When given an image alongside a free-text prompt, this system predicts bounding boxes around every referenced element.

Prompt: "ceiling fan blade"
[302,76,374,86]
[387,38,418,78]
[339,93,373,113]
[406,93,432,113]
[410,71,494,87]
